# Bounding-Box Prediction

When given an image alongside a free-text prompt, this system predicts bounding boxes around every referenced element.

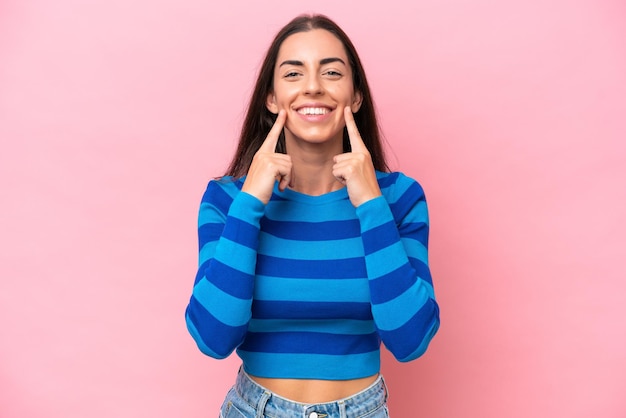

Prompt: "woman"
[185,14,440,418]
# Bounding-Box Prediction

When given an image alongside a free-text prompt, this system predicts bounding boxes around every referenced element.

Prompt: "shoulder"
[200,176,245,211]
[376,171,428,223]
[376,171,426,202]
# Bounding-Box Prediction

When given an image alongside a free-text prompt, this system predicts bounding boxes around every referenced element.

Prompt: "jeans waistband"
[234,368,388,418]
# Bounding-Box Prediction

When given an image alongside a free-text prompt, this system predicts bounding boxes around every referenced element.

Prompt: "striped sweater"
[185,171,439,380]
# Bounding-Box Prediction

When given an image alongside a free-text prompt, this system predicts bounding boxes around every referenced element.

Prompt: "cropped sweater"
[185,171,439,380]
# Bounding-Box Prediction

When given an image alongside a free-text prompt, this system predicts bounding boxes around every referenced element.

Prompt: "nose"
[303,74,323,95]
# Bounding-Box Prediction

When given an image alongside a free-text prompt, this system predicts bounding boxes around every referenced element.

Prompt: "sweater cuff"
[356,196,394,232]
[228,191,266,226]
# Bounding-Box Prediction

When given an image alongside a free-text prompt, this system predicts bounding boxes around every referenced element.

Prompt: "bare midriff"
[248,374,379,404]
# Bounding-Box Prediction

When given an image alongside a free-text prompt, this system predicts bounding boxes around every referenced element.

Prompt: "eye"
[284,71,301,79]
[324,70,342,79]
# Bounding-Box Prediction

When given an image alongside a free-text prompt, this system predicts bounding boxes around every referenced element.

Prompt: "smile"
[297,107,331,115]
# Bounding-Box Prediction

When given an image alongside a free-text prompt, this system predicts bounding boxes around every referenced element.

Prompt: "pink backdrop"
[1,0,625,417]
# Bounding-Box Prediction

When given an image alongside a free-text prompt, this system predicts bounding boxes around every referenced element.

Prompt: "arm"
[185,180,265,358]
[357,174,440,362]
[186,112,287,358]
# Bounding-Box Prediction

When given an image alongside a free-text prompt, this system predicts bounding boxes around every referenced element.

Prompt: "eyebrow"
[279,57,346,67]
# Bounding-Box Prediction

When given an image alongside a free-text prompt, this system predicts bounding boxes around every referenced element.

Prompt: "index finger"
[259,110,286,153]
[343,106,367,153]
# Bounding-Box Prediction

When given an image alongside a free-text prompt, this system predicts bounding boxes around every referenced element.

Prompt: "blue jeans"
[219,368,389,418]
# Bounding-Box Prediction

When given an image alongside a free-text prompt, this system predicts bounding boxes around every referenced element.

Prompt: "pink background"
[1,0,625,416]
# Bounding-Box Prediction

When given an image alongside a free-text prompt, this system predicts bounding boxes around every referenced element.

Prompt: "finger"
[278,169,292,191]
[259,110,287,153]
[343,106,367,153]
[332,163,349,185]
[276,158,293,191]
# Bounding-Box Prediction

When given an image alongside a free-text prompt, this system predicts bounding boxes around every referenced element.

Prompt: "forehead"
[277,29,349,63]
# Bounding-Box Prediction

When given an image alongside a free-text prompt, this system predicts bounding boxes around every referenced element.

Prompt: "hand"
[332,106,382,207]
[241,110,293,204]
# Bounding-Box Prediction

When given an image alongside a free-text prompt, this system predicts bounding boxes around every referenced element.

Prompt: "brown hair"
[225,14,389,177]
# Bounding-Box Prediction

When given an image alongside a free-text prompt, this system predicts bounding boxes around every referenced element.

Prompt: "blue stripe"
[214,238,257,270]
[185,313,224,358]
[371,278,431,331]
[238,351,380,380]
[198,241,218,266]
[198,222,224,249]
[377,171,400,190]
[193,264,205,286]
[202,181,235,211]
[390,182,425,221]
[258,233,364,260]
[400,237,428,263]
[401,199,429,225]
[256,255,366,278]
[209,177,243,199]
[252,300,373,320]
[198,201,226,224]
[399,221,429,246]
[369,263,417,304]
[240,331,380,354]
[228,190,265,221]
[378,299,439,361]
[185,297,248,357]
[356,196,393,231]
[192,279,252,327]
[200,260,254,299]
[247,318,376,335]
[260,218,360,240]
[254,277,370,302]
[221,216,259,249]
[409,257,433,288]
[364,241,409,278]
[265,200,356,222]
[362,221,400,255]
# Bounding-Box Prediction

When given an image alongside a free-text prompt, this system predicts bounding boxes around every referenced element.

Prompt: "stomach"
[247,374,379,403]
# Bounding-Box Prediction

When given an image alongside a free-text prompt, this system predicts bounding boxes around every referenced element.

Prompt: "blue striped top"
[185,171,439,380]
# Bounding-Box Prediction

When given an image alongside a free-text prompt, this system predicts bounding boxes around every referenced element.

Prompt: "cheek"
[329,84,355,104]
[275,97,294,112]
[272,85,297,107]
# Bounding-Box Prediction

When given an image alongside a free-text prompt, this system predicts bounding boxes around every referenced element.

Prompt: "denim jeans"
[219,368,389,418]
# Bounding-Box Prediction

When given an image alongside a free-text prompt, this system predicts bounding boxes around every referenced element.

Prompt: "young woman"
[185,14,440,418]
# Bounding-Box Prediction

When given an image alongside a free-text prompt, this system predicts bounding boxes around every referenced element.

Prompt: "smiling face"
[266,29,363,148]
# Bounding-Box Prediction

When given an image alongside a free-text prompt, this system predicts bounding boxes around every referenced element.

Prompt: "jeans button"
[308,413,318,418]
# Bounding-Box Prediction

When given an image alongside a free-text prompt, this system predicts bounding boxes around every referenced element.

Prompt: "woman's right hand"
[241,110,292,204]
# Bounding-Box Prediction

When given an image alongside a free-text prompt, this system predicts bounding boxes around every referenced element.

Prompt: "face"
[266,29,362,147]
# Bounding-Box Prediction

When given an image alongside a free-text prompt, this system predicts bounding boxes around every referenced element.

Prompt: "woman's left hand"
[333,106,382,207]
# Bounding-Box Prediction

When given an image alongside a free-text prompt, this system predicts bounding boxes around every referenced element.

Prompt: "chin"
[286,128,343,145]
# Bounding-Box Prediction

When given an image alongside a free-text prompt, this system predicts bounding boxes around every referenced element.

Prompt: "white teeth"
[297,107,329,115]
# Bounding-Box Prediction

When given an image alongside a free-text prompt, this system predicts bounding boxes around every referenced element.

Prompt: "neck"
[284,135,345,196]
[289,157,344,195]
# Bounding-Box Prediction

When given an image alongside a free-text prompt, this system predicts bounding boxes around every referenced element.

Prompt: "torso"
[237,184,383,381]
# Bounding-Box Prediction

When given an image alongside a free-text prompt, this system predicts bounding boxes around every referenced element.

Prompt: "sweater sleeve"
[356,176,440,362]
[185,180,265,359]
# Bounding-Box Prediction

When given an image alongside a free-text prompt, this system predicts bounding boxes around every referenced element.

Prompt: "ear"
[351,90,363,113]
[266,92,279,114]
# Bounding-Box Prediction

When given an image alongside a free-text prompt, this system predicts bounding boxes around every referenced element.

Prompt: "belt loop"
[255,390,271,418]
[338,399,347,418]
[380,375,389,402]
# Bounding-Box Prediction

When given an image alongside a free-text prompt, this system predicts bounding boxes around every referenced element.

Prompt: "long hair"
[224,14,389,177]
